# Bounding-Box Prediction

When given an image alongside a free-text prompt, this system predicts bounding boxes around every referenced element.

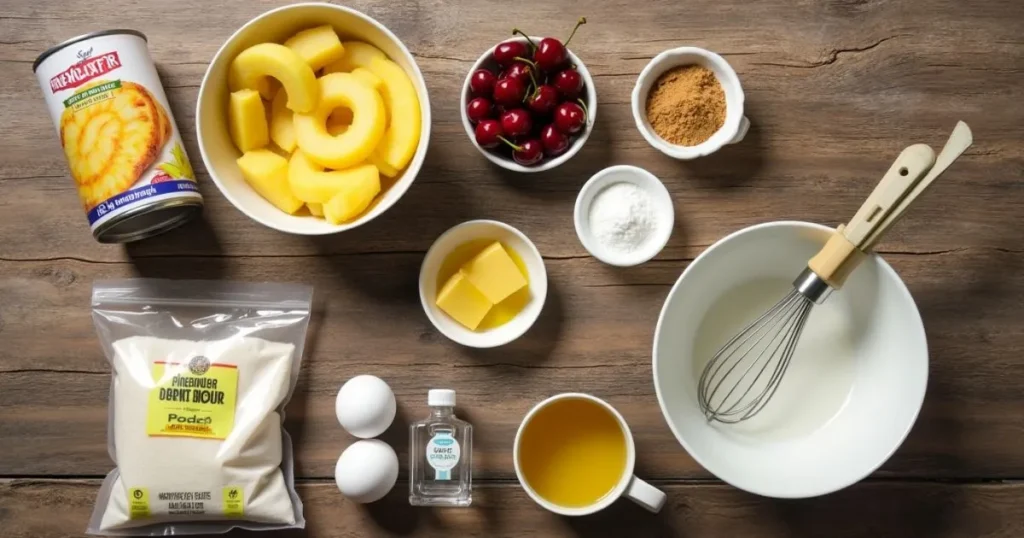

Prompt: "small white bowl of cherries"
[461,18,597,172]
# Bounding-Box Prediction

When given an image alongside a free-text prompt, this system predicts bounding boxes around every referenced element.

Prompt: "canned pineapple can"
[33,29,203,243]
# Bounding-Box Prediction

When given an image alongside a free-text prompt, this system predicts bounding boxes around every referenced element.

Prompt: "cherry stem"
[577,98,590,124]
[497,136,523,152]
[518,60,540,99]
[513,56,537,69]
[511,29,537,50]
[563,17,587,48]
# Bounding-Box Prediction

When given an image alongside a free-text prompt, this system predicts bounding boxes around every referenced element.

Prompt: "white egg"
[335,374,397,438]
[335,439,399,503]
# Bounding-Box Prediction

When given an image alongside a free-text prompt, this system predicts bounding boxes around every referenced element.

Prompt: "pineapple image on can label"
[34,30,202,242]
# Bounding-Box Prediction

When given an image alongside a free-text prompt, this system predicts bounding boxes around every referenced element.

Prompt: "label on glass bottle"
[426,432,460,480]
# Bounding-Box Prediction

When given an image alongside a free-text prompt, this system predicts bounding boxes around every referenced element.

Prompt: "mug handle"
[625,476,667,513]
[729,116,750,145]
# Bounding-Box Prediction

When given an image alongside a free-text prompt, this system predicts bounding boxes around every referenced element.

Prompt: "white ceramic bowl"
[632,47,749,160]
[196,3,431,235]
[574,165,674,266]
[419,220,548,348]
[460,37,597,173]
[653,221,928,498]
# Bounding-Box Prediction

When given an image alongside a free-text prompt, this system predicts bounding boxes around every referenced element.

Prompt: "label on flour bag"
[426,432,461,480]
[146,356,238,440]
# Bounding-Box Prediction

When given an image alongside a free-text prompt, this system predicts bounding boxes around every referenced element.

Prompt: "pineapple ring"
[228,43,319,112]
[293,72,385,170]
[59,80,169,210]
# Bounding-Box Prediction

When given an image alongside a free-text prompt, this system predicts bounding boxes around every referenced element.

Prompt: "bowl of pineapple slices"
[197,3,431,234]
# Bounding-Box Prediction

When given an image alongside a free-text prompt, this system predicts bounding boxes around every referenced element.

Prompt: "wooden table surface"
[2,0,1023,536]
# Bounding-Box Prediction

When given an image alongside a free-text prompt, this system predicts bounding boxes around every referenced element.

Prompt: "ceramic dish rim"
[651,220,929,498]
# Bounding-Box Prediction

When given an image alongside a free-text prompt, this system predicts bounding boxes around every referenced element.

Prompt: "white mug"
[513,393,667,515]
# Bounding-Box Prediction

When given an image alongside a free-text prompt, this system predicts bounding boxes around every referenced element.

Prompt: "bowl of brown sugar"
[631,47,749,160]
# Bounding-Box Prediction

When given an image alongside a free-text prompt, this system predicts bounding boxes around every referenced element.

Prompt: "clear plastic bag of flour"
[87,279,313,536]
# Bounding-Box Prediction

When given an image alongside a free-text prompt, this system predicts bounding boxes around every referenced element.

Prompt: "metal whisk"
[698,122,973,424]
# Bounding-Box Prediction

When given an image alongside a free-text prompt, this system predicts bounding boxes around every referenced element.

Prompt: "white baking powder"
[588,182,658,254]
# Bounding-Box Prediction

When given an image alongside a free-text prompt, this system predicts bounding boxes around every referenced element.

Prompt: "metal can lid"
[93,198,202,244]
[33,29,148,72]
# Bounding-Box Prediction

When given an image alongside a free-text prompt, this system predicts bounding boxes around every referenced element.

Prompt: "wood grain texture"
[3,480,1024,538]
[1,0,1023,535]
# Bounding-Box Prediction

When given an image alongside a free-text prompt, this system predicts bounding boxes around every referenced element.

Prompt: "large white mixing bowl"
[653,221,928,498]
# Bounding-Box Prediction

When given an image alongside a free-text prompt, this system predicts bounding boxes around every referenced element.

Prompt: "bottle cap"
[428,389,456,407]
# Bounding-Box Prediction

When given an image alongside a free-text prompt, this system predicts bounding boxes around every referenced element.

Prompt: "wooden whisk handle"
[809,144,935,288]
[808,121,973,290]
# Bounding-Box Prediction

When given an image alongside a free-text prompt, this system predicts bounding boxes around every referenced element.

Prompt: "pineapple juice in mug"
[513,393,667,515]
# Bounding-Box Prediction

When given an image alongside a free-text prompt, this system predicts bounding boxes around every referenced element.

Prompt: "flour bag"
[88,279,313,535]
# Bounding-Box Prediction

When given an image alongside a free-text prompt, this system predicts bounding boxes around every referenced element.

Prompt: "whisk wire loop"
[697,287,816,424]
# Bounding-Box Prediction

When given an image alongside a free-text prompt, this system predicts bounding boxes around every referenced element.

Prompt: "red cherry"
[500,108,533,138]
[151,172,174,184]
[533,17,586,72]
[553,69,584,99]
[494,40,528,67]
[534,38,566,72]
[501,137,544,165]
[527,85,559,115]
[540,124,570,156]
[554,101,587,134]
[501,62,533,85]
[466,97,493,123]
[492,77,526,107]
[469,69,497,95]
[474,119,503,148]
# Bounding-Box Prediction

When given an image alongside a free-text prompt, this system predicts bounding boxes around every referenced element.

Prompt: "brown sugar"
[645,65,726,146]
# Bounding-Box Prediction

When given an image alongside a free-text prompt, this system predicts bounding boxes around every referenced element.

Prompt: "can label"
[34,32,202,234]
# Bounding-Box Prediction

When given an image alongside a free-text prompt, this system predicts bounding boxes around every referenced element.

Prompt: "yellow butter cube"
[436,270,493,330]
[236,149,304,214]
[229,89,269,153]
[284,25,345,71]
[463,242,527,304]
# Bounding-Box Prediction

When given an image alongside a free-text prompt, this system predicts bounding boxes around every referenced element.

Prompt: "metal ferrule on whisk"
[793,267,833,304]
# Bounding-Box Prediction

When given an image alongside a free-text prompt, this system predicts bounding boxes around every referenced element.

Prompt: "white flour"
[95,335,299,532]
[588,182,657,254]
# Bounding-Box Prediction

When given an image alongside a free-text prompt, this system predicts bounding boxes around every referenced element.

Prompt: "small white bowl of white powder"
[574,165,674,266]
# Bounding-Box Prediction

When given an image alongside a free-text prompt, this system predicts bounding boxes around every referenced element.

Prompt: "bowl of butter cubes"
[419,220,548,348]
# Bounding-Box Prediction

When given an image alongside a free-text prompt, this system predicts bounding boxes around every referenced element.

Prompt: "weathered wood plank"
[1,247,1021,479]
[2,479,1024,538]
[0,0,1020,261]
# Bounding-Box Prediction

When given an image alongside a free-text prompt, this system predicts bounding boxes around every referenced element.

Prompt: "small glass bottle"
[409,389,472,506]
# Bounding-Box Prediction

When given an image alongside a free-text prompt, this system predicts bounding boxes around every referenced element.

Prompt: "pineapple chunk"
[369,152,400,178]
[351,67,384,92]
[365,56,421,171]
[293,72,385,169]
[228,43,318,113]
[288,150,378,204]
[228,89,269,152]
[236,149,303,214]
[322,165,381,224]
[269,88,296,153]
[322,41,386,74]
[307,202,323,216]
[284,25,345,71]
